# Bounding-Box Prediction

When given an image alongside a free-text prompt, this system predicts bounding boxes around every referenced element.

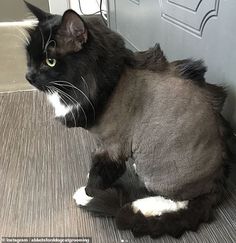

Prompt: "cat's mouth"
[25,74,48,92]
[32,83,50,93]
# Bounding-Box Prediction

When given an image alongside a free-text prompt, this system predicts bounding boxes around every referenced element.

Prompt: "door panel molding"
[160,0,220,37]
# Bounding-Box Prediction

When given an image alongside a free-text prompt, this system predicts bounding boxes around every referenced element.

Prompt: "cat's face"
[24,2,129,128]
[25,3,89,92]
[24,3,98,127]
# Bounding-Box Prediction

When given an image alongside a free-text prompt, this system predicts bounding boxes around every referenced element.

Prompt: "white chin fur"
[132,196,188,217]
[73,186,93,206]
[47,92,73,117]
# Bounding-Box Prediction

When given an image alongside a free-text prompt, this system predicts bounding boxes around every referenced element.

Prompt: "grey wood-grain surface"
[0,91,235,243]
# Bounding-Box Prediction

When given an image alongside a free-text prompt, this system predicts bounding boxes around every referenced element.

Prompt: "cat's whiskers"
[48,86,69,127]
[47,86,70,127]
[55,87,88,128]
[57,87,88,128]
[5,33,28,45]
[50,84,79,107]
[50,86,87,128]
[52,80,95,121]
[81,76,89,92]
[55,90,77,127]
[51,87,77,127]
[50,81,89,127]
[26,12,35,20]
[14,26,30,45]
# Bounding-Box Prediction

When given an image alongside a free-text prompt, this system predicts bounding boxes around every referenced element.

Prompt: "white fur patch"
[73,186,93,206]
[132,196,188,217]
[47,92,73,117]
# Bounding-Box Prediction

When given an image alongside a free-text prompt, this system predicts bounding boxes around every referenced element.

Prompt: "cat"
[24,1,234,238]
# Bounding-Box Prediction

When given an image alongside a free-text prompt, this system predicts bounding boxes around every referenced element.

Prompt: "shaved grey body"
[90,68,224,200]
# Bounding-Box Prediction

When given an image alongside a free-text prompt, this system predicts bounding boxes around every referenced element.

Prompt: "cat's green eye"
[46,58,56,67]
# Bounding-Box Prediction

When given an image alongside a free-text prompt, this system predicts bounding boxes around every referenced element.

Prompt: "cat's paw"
[73,186,93,206]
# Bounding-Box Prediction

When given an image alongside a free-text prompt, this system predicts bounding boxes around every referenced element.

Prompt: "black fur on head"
[24,1,133,128]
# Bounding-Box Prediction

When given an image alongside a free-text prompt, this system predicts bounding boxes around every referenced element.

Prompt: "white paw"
[73,186,93,206]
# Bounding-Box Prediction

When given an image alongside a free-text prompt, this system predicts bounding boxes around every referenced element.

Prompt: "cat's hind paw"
[73,186,93,206]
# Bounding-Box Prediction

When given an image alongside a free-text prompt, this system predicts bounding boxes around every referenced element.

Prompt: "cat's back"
[130,57,227,199]
[130,46,225,146]
[133,66,222,145]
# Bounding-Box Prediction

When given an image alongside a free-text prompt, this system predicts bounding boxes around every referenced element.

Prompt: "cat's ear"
[58,10,87,44]
[24,1,51,21]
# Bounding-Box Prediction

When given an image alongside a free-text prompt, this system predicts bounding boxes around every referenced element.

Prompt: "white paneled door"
[108,0,236,129]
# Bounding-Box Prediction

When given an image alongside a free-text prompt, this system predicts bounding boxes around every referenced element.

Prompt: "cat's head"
[24,1,131,128]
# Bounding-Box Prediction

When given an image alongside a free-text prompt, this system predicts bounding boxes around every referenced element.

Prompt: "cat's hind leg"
[116,192,216,238]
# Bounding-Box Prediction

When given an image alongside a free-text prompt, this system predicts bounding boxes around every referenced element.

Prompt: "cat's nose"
[25,72,35,84]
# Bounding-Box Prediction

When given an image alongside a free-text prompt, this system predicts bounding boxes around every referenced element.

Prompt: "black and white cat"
[24,2,234,238]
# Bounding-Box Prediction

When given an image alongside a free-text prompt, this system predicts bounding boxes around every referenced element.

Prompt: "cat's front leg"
[86,151,126,196]
[73,150,126,206]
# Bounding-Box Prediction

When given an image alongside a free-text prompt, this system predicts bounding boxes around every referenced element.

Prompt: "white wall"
[49,0,107,15]
[48,0,69,15]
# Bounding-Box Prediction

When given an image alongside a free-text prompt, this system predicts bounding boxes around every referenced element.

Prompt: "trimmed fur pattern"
[131,44,168,72]
[24,2,235,239]
[171,59,207,84]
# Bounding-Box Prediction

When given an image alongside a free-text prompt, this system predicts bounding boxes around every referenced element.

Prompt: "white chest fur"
[47,92,73,117]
